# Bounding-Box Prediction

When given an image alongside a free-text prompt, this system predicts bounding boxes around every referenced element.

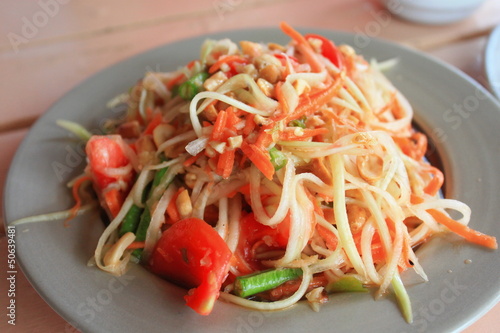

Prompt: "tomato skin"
[234,213,290,272]
[149,218,232,315]
[240,212,290,249]
[86,135,131,190]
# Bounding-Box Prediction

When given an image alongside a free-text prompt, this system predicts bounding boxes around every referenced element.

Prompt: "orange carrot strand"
[428,209,497,249]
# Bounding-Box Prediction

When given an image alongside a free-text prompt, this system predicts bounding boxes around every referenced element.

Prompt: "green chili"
[269,147,287,171]
[178,72,209,100]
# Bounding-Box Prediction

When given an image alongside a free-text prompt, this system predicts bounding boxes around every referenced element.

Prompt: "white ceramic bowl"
[382,0,487,25]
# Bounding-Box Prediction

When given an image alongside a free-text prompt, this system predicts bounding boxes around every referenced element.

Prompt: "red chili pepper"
[304,33,343,69]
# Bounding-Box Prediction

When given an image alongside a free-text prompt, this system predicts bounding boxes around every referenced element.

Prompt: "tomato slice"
[148,218,232,315]
[235,213,290,272]
[86,135,131,190]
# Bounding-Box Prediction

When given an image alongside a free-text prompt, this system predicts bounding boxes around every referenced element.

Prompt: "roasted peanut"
[203,71,228,91]
[256,78,275,97]
[152,123,176,148]
[117,120,141,139]
[240,41,262,57]
[136,135,156,167]
[176,189,193,219]
[259,64,280,84]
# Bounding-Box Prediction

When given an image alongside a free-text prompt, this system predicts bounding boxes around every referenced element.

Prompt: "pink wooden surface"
[1,0,499,332]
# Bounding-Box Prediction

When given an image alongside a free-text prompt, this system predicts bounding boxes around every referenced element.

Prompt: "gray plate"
[485,24,500,99]
[4,28,500,333]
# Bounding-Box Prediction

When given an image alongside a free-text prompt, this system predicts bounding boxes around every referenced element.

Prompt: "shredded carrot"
[65,176,92,226]
[166,187,184,224]
[410,194,425,205]
[255,131,273,149]
[225,107,237,125]
[221,107,239,141]
[184,153,202,167]
[398,233,413,272]
[211,110,227,141]
[104,188,123,218]
[423,166,444,196]
[279,22,324,73]
[316,224,338,250]
[238,183,251,195]
[208,55,247,74]
[127,241,145,250]
[167,73,185,90]
[143,112,163,135]
[428,209,497,249]
[217,148,236,179]
[286,76,341,122]
[242,114,256,136]
[241,142,275,180]
[393,132,428,161]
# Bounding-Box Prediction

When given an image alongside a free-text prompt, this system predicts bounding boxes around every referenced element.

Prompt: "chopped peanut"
[254,54,281,70]
[203,71,228,91]
[136,135,157,167]
[227,135,243,149]
[307,37,323,54]
[202,104,218,122]
[176,189,193,219]
[152,123,176,148]
[306,115,326,127]
[347,204,368,234]
[267,42,286,52]
[240,41,262,57]
[256,78,275,97]
[241,64,258,79]
[259,64,280,84]
[184,173,197,188]
[209,141,226,154]
[254,114,272,126]
[117,120,141,139]
[339,44,356,58]
[293,127,304,136]
[293,78,311,96]
[356,154,384,184]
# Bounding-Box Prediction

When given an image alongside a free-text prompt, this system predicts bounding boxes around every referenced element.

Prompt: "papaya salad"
[40,23,498,320]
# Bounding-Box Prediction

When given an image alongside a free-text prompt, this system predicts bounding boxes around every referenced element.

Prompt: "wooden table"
[1,0,499,332]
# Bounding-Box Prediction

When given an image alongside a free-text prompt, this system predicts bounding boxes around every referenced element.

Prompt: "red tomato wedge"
[235,213,290,272]
[85,135,131,190]
[86,135,133,216]
[148,218,232,315]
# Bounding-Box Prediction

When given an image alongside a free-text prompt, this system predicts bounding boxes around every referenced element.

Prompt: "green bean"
[234,268,303,298]
[118,204,143,237]
[131,207,151,259]
[131,165,170,258]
